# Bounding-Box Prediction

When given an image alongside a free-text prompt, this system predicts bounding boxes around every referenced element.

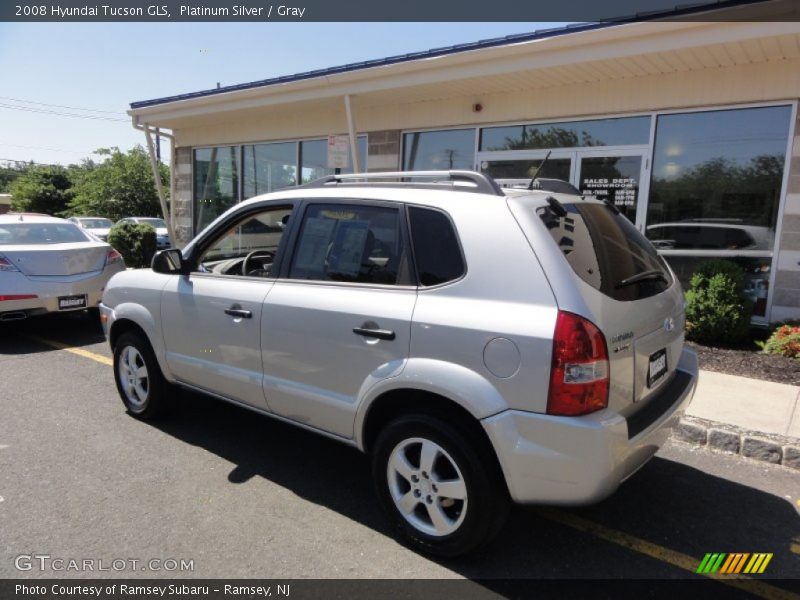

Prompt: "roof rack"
[301,170,504,197]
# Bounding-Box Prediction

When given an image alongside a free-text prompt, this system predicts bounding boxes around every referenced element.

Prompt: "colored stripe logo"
[697,553,773,574]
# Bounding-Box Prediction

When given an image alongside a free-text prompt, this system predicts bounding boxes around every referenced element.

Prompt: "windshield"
[79,218,113,229]
[138,218,167,229]
[0,222,90,245]
[539,202,672,301]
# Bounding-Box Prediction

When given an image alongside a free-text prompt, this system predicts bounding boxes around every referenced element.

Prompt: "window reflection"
[300,137,367,184]
[243,142,297,198]
[480,117,650,151]
[403,129,475,170]
[647,106,791,252]
[194,146,240,233]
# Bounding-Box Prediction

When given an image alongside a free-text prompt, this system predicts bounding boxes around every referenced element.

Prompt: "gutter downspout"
[133,117,178,247]
[344,94,360,173]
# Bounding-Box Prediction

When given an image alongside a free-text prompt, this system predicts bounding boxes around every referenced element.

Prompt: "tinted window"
[289,204,404,285]
[403,129,475,171]
[539,202,672,301]
[0,223,89,245]
[408,207,465,286]
[646,106,791,252]
[481,117,650,151]
[194,146,241,233]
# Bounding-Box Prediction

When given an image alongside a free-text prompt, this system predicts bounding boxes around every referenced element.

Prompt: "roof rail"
[301,170,504,197]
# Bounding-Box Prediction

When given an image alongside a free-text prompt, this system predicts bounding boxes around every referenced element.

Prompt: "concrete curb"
[676,416,800,470]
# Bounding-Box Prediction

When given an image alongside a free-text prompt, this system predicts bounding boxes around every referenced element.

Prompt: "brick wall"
[771,108,800,323]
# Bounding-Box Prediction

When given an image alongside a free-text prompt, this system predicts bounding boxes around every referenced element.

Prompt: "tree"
[67,146,168,221]
[0,161,31,193]
[9,165,73,215]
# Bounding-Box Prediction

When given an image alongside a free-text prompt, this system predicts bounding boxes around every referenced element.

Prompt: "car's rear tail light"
[105,248,123,265]
[547,311,609,416]
[0,254,20,272]
[0,294,37,301]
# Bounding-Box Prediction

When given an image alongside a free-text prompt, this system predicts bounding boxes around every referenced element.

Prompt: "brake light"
[547,311,609,416]
[0,254,20,272]
[0,295,37,301]
[105,248,123,265]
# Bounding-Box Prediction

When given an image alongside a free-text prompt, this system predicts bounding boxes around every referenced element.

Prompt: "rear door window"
[288,203,405,285]
[539,201,672,301]
[408,206,465,286]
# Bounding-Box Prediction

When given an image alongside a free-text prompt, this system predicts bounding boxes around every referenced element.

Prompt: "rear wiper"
[616,269,667,289]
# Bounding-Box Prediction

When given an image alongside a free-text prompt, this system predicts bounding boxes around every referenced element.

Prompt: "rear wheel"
[113,331,170,419]
[372,414,509,557]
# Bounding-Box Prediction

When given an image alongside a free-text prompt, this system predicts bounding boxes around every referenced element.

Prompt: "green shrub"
[684,259,753,345]
[108,222,157,269]
[758,324,800,359]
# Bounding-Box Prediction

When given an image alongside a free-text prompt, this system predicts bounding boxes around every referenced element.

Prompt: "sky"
[0,22,573,167]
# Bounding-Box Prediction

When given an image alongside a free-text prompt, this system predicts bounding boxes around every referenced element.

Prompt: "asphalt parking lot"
[0,313,798,597]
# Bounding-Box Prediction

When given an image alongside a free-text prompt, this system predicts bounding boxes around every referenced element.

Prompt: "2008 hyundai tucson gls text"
[99,171,698,557]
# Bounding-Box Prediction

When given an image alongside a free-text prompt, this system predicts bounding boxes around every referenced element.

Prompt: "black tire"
[372,414,509,557]
[113,331,170,419]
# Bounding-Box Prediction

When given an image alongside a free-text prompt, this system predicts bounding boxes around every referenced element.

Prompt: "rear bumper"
[0,265,124,318]
[482,347,698,505]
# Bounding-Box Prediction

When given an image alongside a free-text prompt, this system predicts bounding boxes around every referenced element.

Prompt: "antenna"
[528,150,552,191]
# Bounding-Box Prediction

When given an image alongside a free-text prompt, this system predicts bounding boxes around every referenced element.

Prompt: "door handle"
[353,327,395,341]
[224,307,252,319]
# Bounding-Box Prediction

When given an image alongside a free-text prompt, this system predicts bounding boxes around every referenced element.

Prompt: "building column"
[172,146,194,248]
[367,130,401,172]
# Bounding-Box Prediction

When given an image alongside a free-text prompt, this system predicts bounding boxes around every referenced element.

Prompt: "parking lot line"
[539,509,799,600]
[26,335,112,366]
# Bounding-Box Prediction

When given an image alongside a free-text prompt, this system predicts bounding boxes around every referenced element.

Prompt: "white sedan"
[0,214,125,321]
[67,216,114,242]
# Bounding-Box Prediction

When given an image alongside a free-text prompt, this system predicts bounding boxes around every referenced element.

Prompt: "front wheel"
[113,331,170,419]
[372,414,509,557]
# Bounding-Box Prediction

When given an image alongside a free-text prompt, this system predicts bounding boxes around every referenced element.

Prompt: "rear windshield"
[538,201,672,301]
[0,223,90,245]
[79,218,112,228]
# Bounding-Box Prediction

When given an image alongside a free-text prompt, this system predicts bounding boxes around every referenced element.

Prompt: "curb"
[675,416,800,470]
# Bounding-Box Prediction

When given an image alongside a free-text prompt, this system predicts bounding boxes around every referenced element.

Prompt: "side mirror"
[151,248,188,275]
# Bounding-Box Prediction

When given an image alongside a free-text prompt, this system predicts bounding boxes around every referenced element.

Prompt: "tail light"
[0,254,20,272]
[547,311,609,416]
[105,248,123,266]
[0,294,37,301]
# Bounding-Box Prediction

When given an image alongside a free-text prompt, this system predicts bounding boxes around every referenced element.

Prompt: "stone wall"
[771,108,800,323]
[171,146,193,248]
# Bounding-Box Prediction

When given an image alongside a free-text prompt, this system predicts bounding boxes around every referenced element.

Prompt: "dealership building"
[129,7,800,324]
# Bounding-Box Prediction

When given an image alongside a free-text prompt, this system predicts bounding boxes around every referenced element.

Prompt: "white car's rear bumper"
[0,266,124,318]
[482,348,698,505]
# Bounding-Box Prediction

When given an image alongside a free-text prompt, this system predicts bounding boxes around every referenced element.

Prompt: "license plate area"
[58,294,87,310]
[647,348,667,388]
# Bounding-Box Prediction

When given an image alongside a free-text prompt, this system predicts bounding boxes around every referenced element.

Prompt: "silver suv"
[99,171,697,556]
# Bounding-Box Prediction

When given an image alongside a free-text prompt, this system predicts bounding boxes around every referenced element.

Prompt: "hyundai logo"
[664,317,675,332]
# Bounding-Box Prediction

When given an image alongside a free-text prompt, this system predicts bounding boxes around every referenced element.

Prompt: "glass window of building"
[300,136,367,184]
[480,117,651,151]
[194,146,241,233]
[646,105,792,317]
[242,142,297,199]
[403,129,475,170]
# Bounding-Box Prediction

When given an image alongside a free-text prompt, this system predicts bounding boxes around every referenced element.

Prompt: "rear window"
[539,202,672,301]
[0,223,90,245]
